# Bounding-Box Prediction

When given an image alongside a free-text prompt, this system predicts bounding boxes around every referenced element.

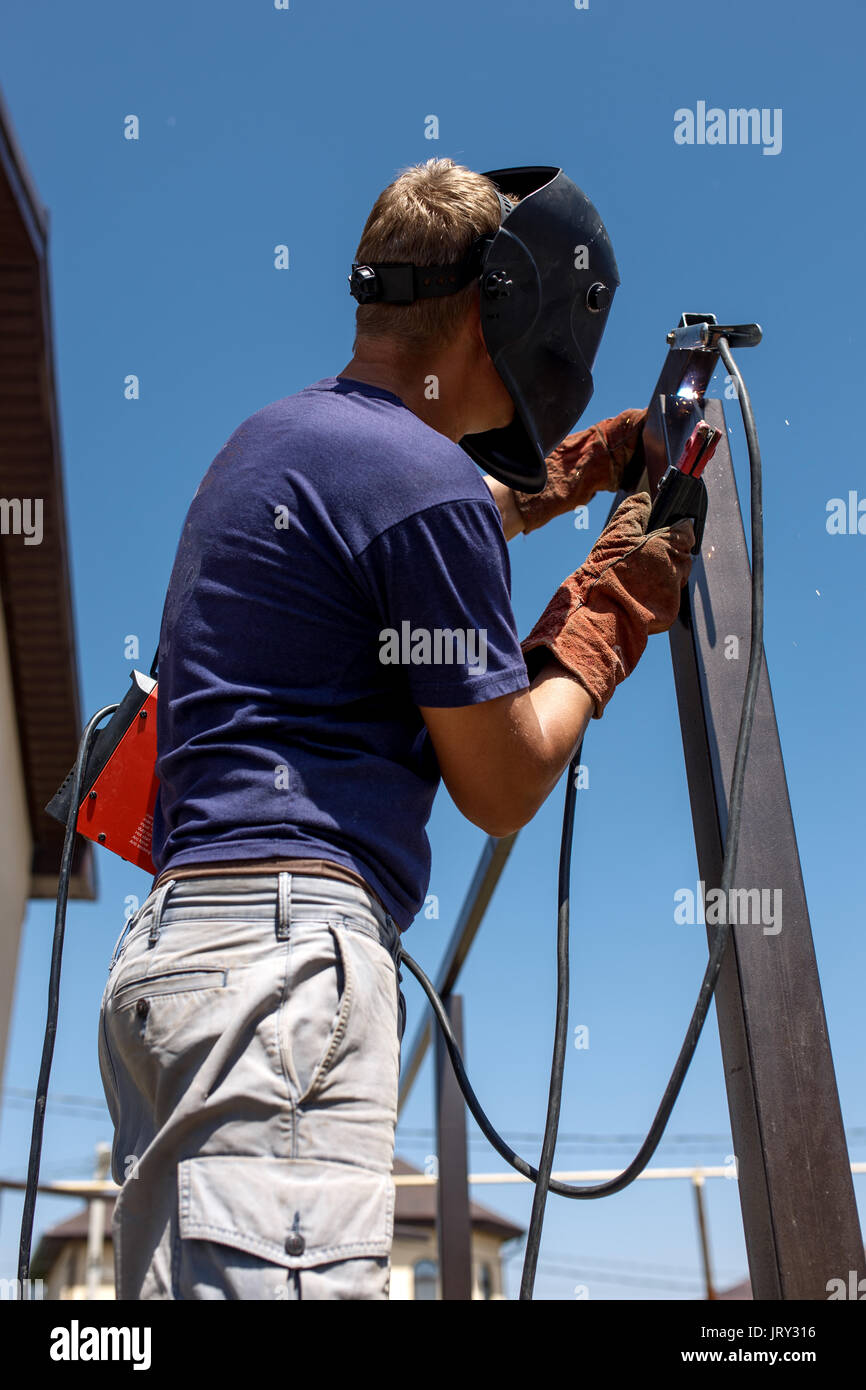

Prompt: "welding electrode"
[647,419,721,553]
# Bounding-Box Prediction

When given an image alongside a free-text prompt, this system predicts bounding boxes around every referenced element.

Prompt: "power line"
[2,1092,107,1119]
[400,1131,731,1149]
[397,1123,866,1148]
[3,1087,107,1108]
[5,1089,865,1157]
[534,1261,707,1294]
[506,1245,740,1280]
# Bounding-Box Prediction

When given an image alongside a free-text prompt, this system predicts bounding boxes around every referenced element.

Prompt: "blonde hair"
[352,158,513,352]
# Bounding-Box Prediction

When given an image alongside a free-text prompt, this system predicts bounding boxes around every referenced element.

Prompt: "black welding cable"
[518,735,583,1298]
[17,702,119,1292]
[402,335,764,1290]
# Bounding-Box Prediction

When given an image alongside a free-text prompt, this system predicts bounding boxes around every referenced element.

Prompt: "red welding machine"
[45,669,159,874]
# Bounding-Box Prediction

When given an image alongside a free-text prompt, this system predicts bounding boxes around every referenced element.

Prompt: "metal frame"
[641,337,863,1298]
[434,995,473,1299]
[398,833,516,1110]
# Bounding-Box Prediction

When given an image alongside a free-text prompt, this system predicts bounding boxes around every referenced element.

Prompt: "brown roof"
[35,1204,98,1242]
[715,1277,752,1299]
[715,1247,866,1300]
[389,1157,523,1240]
[0,85,94,899]
[30,1202,111,1278]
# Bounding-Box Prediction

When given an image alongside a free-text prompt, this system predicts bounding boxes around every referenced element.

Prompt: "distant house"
[389,1156,523,1300]
[0,87,95,1082]
[31,1156,524,1300]
[30,1206,115,1301]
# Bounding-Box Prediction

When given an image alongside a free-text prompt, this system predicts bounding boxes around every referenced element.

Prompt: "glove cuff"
[512,410,647,535]
[521,594,650,718]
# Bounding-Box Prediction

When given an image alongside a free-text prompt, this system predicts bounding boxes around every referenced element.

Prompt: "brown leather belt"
[151,856,387,912]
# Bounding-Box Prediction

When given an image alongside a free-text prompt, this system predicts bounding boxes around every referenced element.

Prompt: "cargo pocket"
[176,1155,394,1300]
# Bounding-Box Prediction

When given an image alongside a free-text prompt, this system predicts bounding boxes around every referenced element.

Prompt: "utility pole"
[691,1175,716,1300]
[85,1142,111,1299]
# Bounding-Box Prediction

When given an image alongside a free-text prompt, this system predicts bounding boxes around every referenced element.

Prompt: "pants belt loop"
[276,871,291,941]
[384,912,401,966]
[147,877,177,948]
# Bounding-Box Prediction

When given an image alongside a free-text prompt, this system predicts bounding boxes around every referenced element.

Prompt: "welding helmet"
[347,165,620,492]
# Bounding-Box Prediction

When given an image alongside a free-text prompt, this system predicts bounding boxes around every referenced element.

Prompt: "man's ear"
[464,292,491,361]
[468,291,484,340]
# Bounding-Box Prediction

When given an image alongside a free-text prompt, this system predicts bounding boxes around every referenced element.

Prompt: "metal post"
[691,1174,716,1300]
[434,994,473,1300]
[398,833,516,1113]
[635,330,864,1298]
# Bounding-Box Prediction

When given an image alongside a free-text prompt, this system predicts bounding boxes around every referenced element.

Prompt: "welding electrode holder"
[647,466,708,555]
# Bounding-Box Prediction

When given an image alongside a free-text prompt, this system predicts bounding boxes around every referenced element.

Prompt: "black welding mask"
[347,165,620,493]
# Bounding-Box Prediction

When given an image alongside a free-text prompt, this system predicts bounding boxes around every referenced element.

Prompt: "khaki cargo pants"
[98,872,406,1300]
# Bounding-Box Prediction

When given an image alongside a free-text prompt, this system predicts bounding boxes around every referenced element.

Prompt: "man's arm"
[420,497,694,838]
[420,661,593,838]
[423,474,596,834]
[427,436,636,831]
[482,475,523,541]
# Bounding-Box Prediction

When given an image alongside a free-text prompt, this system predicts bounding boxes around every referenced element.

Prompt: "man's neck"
[337,348,477,443]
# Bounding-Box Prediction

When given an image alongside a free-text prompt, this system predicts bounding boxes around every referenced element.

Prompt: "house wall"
[471,1231,510,1299]
[44,1238,114,1301]
[390,1230,437,1299]
[390,1229,511,1300]
[0,593,33,1089]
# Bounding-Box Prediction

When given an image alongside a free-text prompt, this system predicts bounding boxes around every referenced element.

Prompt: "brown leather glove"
[512,407,648,534]
[521,493,694,717]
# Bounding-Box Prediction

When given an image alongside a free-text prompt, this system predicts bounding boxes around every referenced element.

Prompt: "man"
[98,158,694,1300]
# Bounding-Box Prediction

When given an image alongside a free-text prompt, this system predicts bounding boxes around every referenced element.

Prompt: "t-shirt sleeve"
[356,497,531,707]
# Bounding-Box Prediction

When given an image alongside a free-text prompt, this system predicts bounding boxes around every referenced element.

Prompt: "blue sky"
[1,0,864,1299]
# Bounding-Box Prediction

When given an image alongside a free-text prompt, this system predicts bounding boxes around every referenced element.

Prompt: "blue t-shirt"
[151,376,530,929]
